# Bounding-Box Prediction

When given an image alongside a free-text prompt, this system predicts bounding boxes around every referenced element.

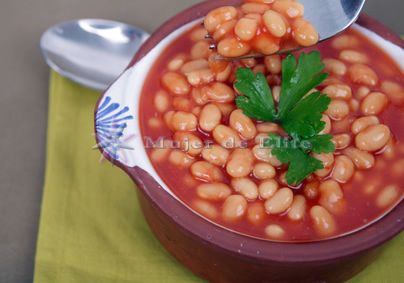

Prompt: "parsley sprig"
[235,51,335,185]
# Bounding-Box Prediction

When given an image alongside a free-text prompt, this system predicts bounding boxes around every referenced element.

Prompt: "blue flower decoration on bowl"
[96,96,134,161]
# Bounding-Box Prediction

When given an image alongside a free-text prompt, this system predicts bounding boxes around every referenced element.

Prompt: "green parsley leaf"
[234,51,335,186]
[277,52,329,120]
[265,134,324,185]
[307,134,336,154]
[282,91,331,138]
[285,151,324,185]
[235,68,276,121]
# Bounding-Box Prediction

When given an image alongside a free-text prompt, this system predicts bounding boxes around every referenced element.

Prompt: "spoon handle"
[212,47,301,61]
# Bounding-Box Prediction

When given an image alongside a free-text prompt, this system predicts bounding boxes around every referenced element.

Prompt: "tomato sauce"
[139,24,404,242]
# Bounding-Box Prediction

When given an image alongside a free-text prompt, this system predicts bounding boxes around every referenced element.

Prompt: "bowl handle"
[95,67,143,168]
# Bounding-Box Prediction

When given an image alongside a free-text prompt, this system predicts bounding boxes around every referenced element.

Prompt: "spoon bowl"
[211,0,367,60]
[40,19,149,91]
[40,1,366,87]
[301,0,366,41]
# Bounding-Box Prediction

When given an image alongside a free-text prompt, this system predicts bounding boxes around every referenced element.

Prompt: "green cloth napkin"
[34,71,402,283]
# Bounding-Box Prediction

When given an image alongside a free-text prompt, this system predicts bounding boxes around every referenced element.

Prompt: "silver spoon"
[40,19,149,91]
[41,0,366,89]
[302,0,366,41]
[212,0,367,60]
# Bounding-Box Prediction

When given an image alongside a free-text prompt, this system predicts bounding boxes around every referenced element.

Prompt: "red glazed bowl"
[95,1,404,282]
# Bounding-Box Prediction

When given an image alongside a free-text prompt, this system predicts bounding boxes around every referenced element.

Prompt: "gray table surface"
[0,0,402,282]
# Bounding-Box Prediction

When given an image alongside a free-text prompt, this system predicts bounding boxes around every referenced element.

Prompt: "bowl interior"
[96,16,404,242]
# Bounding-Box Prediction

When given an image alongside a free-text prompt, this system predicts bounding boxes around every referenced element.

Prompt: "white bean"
[222,195,248,222]
[310,206,337,236]
[351,116,380,135]
[355,124,391,152]
[213,125,241,148]
[199,104,222,132]
[258,179,279,200]
[331,155,355,183]
[191,161,224,182]
[192,200,218,219]
[288,195,306,221]
[343,147,375,169]
[361,92,389,115]
[201,145,229,167]
[247,203,266,225]
[231,178,259,201]
[265,225,285,239]
[376,185,399,208]
[229,109,257,140]
[226,149,254,178]
[319,180,345,215]
[253,163,276,180]
[265,187,293,215]
[197,183,232,201]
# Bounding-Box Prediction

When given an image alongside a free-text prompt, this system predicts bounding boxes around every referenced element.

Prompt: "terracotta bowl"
[95,1,404,282]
